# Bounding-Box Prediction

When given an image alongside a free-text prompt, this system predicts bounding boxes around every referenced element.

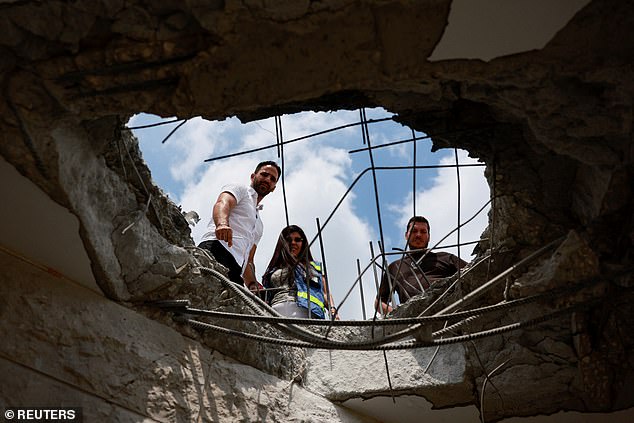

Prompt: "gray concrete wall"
[0,249,375,422]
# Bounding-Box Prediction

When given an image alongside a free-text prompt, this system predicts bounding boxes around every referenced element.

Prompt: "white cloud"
[167,117,237,185]
[385,138,413,161]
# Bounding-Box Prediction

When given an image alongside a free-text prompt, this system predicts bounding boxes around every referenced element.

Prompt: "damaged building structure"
[1,0,633,421]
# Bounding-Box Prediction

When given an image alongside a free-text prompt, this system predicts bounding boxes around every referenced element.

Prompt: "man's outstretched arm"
[243,244,259,290]
[213,192,237,246]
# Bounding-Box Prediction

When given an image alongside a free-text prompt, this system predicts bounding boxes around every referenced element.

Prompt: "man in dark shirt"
[375,216,467,314]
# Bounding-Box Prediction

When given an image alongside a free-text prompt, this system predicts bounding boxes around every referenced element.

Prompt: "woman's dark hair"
[262,225,314,288]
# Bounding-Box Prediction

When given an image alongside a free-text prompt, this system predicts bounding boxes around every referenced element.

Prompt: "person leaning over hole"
[198,161,280,289]
[374,216,468,316]
[262,225,339,320]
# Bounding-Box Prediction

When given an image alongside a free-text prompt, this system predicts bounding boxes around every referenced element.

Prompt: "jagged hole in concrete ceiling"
[129,109,491,319]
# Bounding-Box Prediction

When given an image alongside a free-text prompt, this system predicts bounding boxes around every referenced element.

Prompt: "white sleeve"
[221,183,247,204]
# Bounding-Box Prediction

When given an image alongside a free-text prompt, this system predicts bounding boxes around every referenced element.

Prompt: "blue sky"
[129,109,489,320]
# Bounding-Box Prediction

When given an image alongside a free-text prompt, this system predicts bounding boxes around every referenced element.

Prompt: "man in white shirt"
[198,161,280,288]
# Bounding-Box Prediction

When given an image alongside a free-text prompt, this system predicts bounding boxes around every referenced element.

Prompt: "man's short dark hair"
[406,216,430,232]
[254,161,281,180]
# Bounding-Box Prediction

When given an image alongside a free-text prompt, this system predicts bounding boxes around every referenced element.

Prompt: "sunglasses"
[285,236,303,243]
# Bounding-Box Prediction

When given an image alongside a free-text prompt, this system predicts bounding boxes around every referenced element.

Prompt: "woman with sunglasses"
[262,225,338,319]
